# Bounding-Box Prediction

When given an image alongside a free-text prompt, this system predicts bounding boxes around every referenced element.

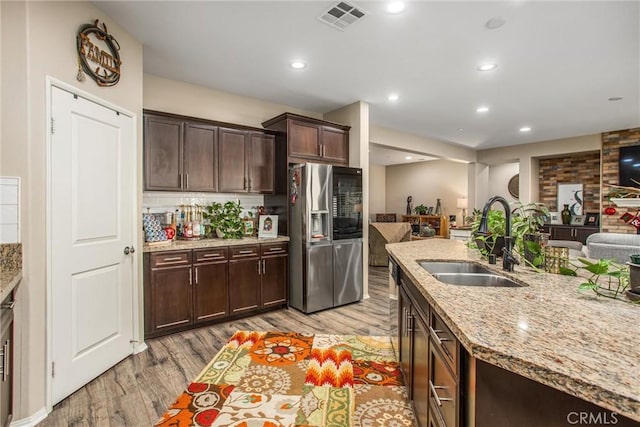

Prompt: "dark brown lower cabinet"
[193,260,228,323]
[145,243,288,339]
[229,249,261,314]
[0,292,14,426]
[397,260,639,427]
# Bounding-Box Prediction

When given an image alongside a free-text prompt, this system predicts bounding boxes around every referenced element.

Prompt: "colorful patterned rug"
[156,331,414,426]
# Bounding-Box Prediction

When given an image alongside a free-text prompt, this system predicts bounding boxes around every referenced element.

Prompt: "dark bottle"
[561,204,572,225]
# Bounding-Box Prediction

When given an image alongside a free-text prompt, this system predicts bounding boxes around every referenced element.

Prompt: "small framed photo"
[570,215,585,226]
[243,219,255,236]
[258,215,278,239]
[584,212,600,226]
[549,212,561,225]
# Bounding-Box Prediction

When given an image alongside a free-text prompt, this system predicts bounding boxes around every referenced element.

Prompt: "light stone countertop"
[0,243,22,301]
[143,236,290,253]
[386,238,640,422]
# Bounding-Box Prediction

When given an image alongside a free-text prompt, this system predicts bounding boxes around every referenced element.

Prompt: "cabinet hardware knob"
[189,268,192,285]
[130,246,135,254]
[195,267,198,284]
[1,301,15,310]
[124,246,130,255]
[429,380,453,407]
[185,173,189,188]
[257,260,261,275]
[262,259,266,274]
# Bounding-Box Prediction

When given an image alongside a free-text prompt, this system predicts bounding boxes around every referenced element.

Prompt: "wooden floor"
[38,266,394,426]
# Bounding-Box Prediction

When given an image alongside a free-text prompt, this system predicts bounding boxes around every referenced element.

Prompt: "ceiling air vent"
[318,1,368,31]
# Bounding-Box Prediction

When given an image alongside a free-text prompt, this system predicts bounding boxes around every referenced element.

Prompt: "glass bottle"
[561,204,572,225]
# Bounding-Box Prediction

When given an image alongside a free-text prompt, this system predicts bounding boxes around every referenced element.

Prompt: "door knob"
[124,246,130,255]
[130,246,135,254]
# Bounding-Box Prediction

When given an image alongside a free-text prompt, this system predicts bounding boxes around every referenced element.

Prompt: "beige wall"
[144,74,321,128]
[369,164,386,219]
[488,162,519,205]
[386,160,468,221]
[1,1,144,420]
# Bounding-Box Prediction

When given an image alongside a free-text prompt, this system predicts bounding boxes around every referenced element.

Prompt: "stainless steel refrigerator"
[289,163,363,313]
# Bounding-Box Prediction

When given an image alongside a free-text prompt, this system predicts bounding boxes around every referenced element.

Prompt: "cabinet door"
[219,128,248,192]
[288,120,321,159]
[0,307,12,426]
[575,227,598,245]
[248,133,275,194]
[144,115,183,190]
[413,312,430,427]
[193,262,228,323]
[149,266,192,334]
[261,255,287,308]
[184,122,218,192]
[229,259,261,314]
[398,286,412,397]
[429,345,458,427]
[321,126,349,164]
[551,226,573,241]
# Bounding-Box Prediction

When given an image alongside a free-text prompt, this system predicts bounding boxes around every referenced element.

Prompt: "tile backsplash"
[0,177,20,244]
[143,191,265,217]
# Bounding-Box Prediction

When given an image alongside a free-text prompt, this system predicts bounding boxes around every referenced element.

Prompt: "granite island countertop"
[0,243,22,301]
[143,236,290,253]
[386,239,640,422]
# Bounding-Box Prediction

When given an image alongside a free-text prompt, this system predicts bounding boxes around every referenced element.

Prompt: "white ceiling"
[94,1,640,150]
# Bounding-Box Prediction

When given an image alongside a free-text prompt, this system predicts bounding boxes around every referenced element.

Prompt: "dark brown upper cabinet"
[218,128,275,194]
[262,112,350,166]
[184,122,218,192]
[144,114,184,191]
[143,110,274,194]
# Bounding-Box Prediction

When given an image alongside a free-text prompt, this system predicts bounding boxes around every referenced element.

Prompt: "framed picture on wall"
[570,215,585,226]
[557,183,584,215]
[584,212,600,226]
[549,212,561,225]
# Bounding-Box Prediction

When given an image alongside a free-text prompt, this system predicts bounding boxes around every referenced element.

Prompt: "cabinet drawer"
[149,251,191,268]
[229,245,259,259]
[261,242,288,256]
[429,343,458,427]
[429,311,458,374]
[194,247,228,263]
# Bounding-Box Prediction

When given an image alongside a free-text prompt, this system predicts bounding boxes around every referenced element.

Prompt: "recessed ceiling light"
[388,93,399,101]
[290,61,307,70]
[405,156,412,160]
[486,16,506,29]
[476,106,489,113]
[457,128,464,132]
[519,126,532,132]
[608,97,623,101]
[477,63,498,72]
[386,1,405,14]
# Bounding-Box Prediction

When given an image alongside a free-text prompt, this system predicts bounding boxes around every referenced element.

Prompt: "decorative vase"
[561,204,571,225]
[435,199,442,215]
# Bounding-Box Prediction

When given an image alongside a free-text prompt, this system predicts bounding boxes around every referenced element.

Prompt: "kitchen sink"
[419,261,526,287]
[430,273,525,287]
[419,261,494,275]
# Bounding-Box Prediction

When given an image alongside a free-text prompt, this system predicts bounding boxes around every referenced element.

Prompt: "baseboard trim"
[133,341,148,354]
[10,407,48,427]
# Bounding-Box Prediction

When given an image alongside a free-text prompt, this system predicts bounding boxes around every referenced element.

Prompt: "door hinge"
[51,361,55,378]
[50,117,55,134]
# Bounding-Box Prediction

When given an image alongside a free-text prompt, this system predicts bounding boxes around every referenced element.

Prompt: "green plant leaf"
[578,282,597,290]
[559,267,577,276]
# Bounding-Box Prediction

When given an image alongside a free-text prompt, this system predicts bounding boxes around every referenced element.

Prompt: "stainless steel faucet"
[477,196,520,272]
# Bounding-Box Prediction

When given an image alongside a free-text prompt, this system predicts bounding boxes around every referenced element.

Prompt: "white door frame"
[44,77,144,412]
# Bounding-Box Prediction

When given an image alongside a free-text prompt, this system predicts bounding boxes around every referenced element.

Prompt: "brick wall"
[539,152,601,214]
[601,128,640,233]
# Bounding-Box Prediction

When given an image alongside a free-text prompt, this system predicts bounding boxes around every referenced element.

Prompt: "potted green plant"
[203,200,244,239]
[561,258,632,302]
[470,209,506,257]
[511,202,550,267]
[414,204,428,215]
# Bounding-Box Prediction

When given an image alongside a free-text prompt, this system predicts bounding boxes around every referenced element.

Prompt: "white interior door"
[51,86,135,404]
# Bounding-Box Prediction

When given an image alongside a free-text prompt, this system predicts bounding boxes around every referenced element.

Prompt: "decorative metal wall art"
[76,19,122,87]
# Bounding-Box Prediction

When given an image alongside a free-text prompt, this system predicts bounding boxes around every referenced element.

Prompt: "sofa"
[585,232,640,263]
[369,222,411,266]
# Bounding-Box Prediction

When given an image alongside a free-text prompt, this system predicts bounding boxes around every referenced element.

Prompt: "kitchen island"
[386,238,639,426]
